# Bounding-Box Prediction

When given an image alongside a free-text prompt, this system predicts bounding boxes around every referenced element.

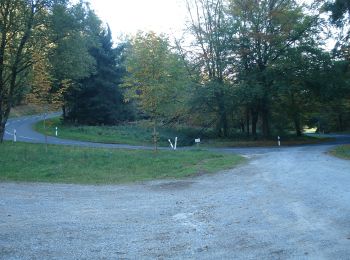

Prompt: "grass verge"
[35,117,333,148]
[9,104,52,118]
[329,145,350,160]
[0,142,244,184]
[34,117,197,147]
[202,135,334,147]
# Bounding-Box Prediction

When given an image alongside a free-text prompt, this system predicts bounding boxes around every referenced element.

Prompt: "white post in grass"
[168,139,174,149]
[195,138,201,148]
[55,127,58,137]
[278,136,281,147]
[174,137,178,150]
[13,129,17,142]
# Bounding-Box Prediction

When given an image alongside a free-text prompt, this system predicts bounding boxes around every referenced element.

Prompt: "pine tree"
[66,27,130,125]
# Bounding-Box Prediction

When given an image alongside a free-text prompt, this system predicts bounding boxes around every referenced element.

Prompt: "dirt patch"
[149,181,195,191]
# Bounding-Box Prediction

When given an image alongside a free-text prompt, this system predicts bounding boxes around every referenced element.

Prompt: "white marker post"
[174,137,178,150]
[168,139,174,149]
[195,138,201,148]
[278,136,281,147]
[13,129,17,142]
[55,127,58,137]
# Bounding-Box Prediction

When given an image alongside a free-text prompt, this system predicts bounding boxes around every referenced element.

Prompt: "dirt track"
[1,143,350,259]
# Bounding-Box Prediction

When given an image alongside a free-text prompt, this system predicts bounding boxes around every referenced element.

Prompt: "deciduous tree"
[0,0,57,142]
[123,32,189,150]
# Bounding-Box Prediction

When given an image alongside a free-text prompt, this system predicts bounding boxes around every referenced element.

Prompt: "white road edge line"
[19,136,38,140]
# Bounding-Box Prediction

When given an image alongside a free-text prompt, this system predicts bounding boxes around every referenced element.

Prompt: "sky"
[85,0,335,49]
[87,0,188,40]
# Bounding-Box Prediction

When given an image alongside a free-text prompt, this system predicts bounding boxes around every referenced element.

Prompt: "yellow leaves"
[26,51,52,105]
[26,51,63,109]
[123,31,188,120]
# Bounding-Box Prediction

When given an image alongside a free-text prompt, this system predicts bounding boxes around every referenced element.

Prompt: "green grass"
[202,134,333,147]
[0,142,244,184]
[330,145,350,160]
[34,117,198,147]
[9,104,53,118]
[35,117,333,148]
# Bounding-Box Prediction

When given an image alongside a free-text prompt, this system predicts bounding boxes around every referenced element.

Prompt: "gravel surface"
[1,144,350,259]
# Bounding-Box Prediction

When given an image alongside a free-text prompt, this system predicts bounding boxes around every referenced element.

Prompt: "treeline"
[181,0,350,137]
[123,0,350,138]
[0,0,350,143]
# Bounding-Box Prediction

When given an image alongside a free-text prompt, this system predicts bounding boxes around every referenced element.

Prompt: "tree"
[0,0,58,142]
[48,1,98,117]
[271,46,330,136]
[325,0,350,26]
[26,50,56,151]
[123,32,189,150]
[184,0,232,137]
[228,0,319,137]
[65,26,129,125]
[319,0,350,131]
[0,0,93,142]
[313,59,350,132]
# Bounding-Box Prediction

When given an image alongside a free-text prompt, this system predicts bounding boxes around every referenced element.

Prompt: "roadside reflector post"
[174,137,178,150]
[55,127,58,137]
[278,136,281,147]
[168,139,174,149]
[195,138,201,148]
[13,129,17,142]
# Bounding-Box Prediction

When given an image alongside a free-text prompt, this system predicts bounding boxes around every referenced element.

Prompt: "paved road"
[1,115,350,259]
[4,113,350,154]
[4,113,154,150]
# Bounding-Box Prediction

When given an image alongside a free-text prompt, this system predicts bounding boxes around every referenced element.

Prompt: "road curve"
[4,113,154,150]
[4,113,350,155]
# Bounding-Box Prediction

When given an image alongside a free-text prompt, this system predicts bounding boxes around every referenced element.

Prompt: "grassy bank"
[0,142,244,184]
[34,117,197,147]
[9,104,52,118]
[35,117,332,148]
[202,135,333,147]
[330,145,350,160]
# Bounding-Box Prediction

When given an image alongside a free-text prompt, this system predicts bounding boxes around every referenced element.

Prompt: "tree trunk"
[0,120,6,143]
[218,102,228,137]
[153,119,158,152]
[62,105,66,119]
[240,118,245,133]
[338,114,343,132]
[251,109,258,139]
[261,107,270,138]
[294,116,302,137]
[44,105,48,152]
[0,106,11,143]
[220,112,228,137]
[246,107,250,137]
[222,111,228,137]
[216,108,228,137]
[215,86,228,138]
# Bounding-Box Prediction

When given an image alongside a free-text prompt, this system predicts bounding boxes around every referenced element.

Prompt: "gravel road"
[1,115,350,259]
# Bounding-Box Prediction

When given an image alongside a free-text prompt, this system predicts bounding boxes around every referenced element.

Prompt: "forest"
[1,0,350,144]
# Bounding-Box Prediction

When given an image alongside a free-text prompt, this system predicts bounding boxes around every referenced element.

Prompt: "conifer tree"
[66,27,129,125]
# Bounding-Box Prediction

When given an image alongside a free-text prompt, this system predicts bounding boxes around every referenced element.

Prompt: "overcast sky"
[85,0,335,49]
[87,0,188,40]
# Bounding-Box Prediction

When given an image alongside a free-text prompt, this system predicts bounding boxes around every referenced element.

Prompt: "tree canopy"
[1,0,350,143]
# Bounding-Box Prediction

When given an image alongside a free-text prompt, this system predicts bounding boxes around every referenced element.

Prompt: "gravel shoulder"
[2,115,350,259]
[1,143,350,259]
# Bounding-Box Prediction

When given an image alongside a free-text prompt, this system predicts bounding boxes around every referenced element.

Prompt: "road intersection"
[1,114,350,259]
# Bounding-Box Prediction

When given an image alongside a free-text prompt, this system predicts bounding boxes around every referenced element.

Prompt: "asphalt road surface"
[1,115,350,259]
